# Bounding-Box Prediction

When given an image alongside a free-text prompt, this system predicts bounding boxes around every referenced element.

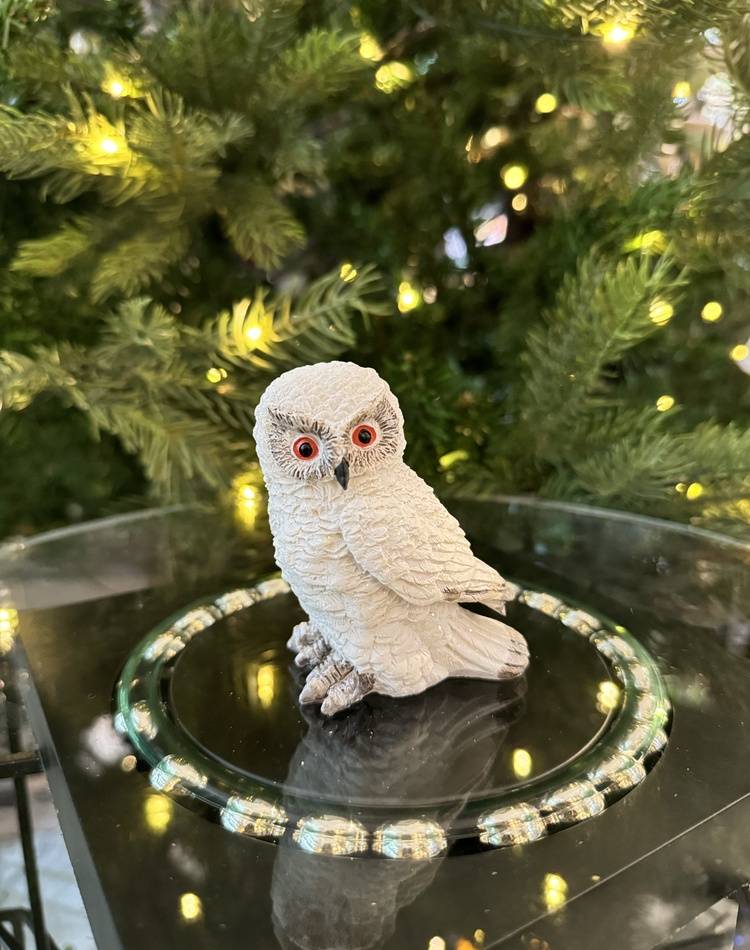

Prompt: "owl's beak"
[334,458,349,490]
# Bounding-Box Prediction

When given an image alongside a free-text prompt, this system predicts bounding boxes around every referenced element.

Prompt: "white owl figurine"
[253,361,529,716]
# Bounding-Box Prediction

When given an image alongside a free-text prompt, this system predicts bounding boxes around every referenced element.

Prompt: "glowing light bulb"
[731,343,749,362]
[535,92,558,114]
[501,164,528,190]
[397,280,421,313]
[701,301,723,322]
[339,262,358,282]
[99,136,120,155]
[206,367,222,384]
[480,126,508,149]
[439,449,469,469]
[686,482,704,501]
[655,394,675,412]
[179,893,203,922]
[511,193,528,212]
[601,21,635,49]
[359,33,384,62]
[649,298,674,326]
[512,748,533,778]
[374,61,414,94]
[427,939,446,950]
[672,80,692,102]
[245,324,263,344]
[625,229,667,253]
[232,470,262,531]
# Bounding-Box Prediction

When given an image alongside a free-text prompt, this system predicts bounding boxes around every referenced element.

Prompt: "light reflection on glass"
[512,748,533,779]
[0,604,19,655]
[144,792,173,834]
[596,680,621,714]
[256,662,277,709]
[179,892,203,923]
[543,872,568,911]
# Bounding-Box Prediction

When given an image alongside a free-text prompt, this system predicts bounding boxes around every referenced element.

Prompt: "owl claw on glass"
[253,361,528,716]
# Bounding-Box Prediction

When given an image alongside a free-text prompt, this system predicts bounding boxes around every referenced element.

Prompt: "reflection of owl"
[253,361,528,715]
[271,681,525,950]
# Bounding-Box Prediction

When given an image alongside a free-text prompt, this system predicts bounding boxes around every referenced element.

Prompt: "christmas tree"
[2,0,750,538]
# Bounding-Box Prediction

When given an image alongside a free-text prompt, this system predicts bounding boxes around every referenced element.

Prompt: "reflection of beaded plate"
[115,579,670,860]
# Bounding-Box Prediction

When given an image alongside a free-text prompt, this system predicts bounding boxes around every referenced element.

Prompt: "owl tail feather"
[437,608,529,682]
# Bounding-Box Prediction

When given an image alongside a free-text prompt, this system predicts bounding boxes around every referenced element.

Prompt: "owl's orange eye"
[292,435,319,460]
[352,424,377,447]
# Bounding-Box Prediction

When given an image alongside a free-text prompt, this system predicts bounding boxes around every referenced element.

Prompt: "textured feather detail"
[340,464,514,610]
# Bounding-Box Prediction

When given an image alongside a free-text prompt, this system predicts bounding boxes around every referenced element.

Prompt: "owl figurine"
[253,361,528,716]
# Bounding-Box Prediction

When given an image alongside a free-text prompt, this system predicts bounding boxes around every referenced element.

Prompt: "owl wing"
[339,465,515,610]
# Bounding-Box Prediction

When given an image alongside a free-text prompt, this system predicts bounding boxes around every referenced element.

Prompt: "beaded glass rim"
[115,578,670,860]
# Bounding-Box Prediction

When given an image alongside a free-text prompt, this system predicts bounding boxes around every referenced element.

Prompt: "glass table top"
[171,600,611,800]
[2,497,750,950]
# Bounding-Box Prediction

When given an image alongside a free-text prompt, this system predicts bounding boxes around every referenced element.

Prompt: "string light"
[649,298,674,326]
[232,470,262,530]
[439,449,469,469]
[397,280,421,313]
[358,33,384,62]
[245,324,263,345]
[686,482,704,501]
[543,873,568,912]
[624,229,667,254]
[511,193,528,212]
[205,367,227,384]
[103,78,125,98]
[501,163,528,190]
[730,343,749,362]
[339,262,358,282]
[701,301,723,322]
[601,21,635,49]
[535,92,558,114]
[672,80,692,103]
[512,748,533,778]
[101,65,138,99]
[480,126,509,149]
[374,62,414,94]
[179,893,203,923]
[98,136,120,155]
[655,394,675,412]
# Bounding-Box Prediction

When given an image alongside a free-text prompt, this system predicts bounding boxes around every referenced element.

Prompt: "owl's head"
[253,361,406,489]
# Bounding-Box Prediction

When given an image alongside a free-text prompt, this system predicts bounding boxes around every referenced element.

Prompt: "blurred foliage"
[2,0,750,539]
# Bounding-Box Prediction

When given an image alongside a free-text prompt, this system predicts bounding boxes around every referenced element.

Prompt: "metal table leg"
[1,658,49,950]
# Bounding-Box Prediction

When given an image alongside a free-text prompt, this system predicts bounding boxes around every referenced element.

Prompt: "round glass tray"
[115,577,670,858]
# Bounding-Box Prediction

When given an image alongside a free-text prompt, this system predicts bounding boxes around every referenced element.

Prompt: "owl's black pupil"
[358,429,372,444]
[299,441,314,458]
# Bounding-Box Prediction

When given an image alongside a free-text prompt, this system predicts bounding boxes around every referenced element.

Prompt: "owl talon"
[287,620,319,653]
[294,638,330,668]
[320,669,375,716]
[299,653,352,704]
